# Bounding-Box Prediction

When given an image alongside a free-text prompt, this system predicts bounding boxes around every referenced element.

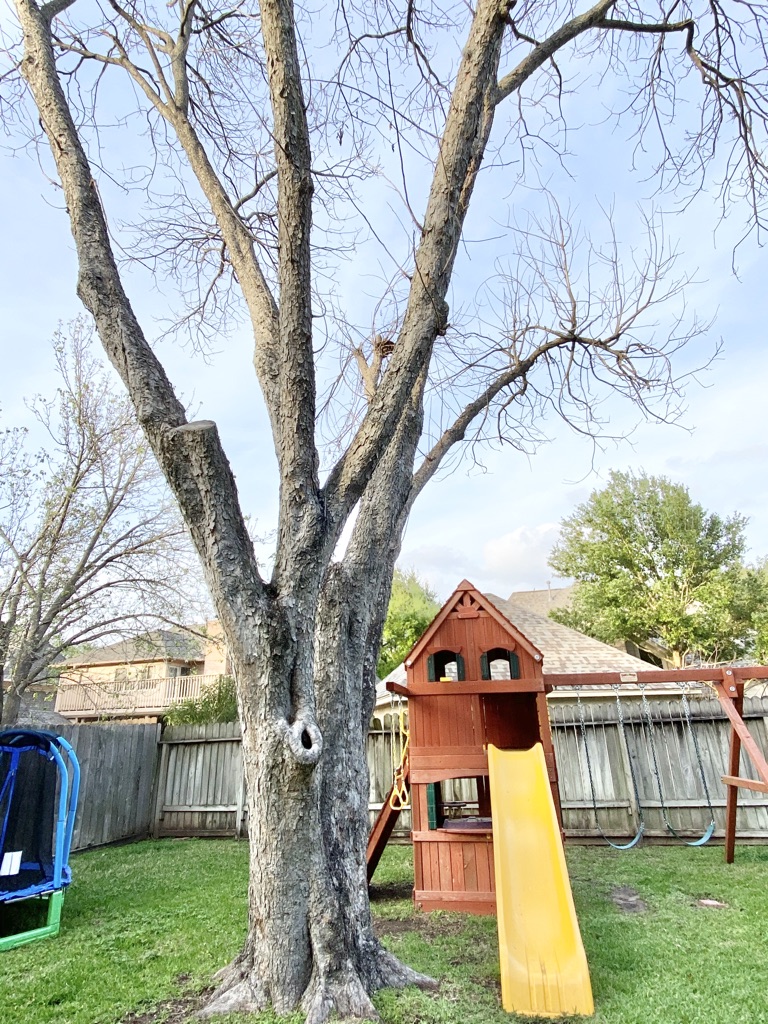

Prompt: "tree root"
[196,955,266,1019]
[197,944,436,1022]
[302,964,379,1024]
[369,946,438,993]
[301,948,438,1024]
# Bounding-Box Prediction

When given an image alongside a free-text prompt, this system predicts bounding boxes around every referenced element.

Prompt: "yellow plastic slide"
[488,743,594,1018]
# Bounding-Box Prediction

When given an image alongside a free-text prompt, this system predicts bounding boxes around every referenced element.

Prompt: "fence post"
[235,761,246,839]
[152,732,171,839]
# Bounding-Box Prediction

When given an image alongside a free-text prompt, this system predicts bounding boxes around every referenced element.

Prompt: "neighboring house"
[506,585,674,668]
[375,589,647,714]
[55,622,229,722]
[505,584,576,618]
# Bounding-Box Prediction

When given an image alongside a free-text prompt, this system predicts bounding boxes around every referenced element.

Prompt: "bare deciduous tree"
[5,0,768,1018]
[0,318,202,725]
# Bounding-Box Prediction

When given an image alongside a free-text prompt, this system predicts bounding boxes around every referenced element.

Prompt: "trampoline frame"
[0,730,80,951]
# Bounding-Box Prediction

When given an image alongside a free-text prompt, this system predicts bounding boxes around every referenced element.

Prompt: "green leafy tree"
[549,471,765,667]
[377,570,440,679]
[165,675,238,725]
[753,560,768,664]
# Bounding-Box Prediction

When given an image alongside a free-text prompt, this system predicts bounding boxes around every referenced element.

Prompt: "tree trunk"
[0,686,21,728]
[201,594,432,1024]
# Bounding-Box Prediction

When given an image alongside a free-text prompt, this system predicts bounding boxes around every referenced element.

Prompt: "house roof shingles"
[505,585,575,617]
[484,593,643,675]
[60,629,205,668]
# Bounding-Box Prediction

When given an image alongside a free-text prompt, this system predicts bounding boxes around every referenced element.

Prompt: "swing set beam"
[543,664,768,863]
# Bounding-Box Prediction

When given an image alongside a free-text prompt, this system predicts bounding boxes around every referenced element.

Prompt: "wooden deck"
[54,673,222,719]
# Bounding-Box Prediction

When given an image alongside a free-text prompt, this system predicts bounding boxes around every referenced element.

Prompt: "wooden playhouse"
[371,579,562,913]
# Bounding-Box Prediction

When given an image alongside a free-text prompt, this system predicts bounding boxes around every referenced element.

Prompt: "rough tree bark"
[9,0,766,1018]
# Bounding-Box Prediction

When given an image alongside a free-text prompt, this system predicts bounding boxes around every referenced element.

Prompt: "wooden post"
[152,735,171,839]
[476,776,491,816]
[366,763,409,882]
[723,671,744,864]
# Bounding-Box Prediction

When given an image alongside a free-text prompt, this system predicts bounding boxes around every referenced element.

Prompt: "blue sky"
[2,4,767,602]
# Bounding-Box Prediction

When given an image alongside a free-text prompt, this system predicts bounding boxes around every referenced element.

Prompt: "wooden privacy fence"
[371,688,768,841]
[153,723,246,838]
[48,688,768,850]
[550,691,768,839]
[54,722,159,852]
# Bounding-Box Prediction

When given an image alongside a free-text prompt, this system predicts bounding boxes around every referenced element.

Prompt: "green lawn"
[2,839,767,1024]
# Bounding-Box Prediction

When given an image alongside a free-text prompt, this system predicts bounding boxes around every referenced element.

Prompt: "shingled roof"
[505,584,575,617]
[60,629,205,668]
[485,593,644,675]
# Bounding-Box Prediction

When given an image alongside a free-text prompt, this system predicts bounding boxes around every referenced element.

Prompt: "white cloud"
[481,523,563,594]
[400,523,564,600]
[396,544,478,600]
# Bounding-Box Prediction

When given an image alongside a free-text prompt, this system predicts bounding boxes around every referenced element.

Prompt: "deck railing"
[54,673,222,718]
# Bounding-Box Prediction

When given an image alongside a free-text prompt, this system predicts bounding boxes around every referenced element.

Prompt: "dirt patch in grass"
[119,986,212,1024]
[374,915,467,939]
[369,880,414,902]
[610,885,648,913]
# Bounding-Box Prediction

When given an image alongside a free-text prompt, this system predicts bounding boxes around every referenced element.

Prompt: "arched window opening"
[427,650,465,682]
[480,647,520,680]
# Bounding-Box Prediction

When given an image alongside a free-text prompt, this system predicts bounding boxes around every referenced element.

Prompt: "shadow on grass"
[368,879,413,902]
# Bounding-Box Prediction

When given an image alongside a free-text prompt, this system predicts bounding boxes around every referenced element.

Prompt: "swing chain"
[612,683,645,836]
[576,687,644,850]
[680,683,717,829]
[640,684,715,846]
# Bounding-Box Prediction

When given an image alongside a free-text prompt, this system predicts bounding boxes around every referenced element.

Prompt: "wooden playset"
[369,580,560,912]
[367,579,768,1018]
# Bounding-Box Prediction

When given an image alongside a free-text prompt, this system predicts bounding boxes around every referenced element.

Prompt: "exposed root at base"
[196,955,266,1019]
[302,965,378,1024]
[197,945,436,1023]
[370,946,438,994]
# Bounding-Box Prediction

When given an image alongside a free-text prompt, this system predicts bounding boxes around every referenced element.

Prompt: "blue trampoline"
[0,729,80,950]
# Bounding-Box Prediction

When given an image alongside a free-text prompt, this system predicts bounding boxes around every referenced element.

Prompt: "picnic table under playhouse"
[367,580,768,1018]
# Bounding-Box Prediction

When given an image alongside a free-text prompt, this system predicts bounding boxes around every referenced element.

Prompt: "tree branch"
[258,0,323,589]
[322,0,510,527]
[496,0,617,103]
[13,0,266,619]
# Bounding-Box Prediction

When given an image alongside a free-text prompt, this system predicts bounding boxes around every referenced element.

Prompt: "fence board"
[549,692,768,839]
[155,723,245,837]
